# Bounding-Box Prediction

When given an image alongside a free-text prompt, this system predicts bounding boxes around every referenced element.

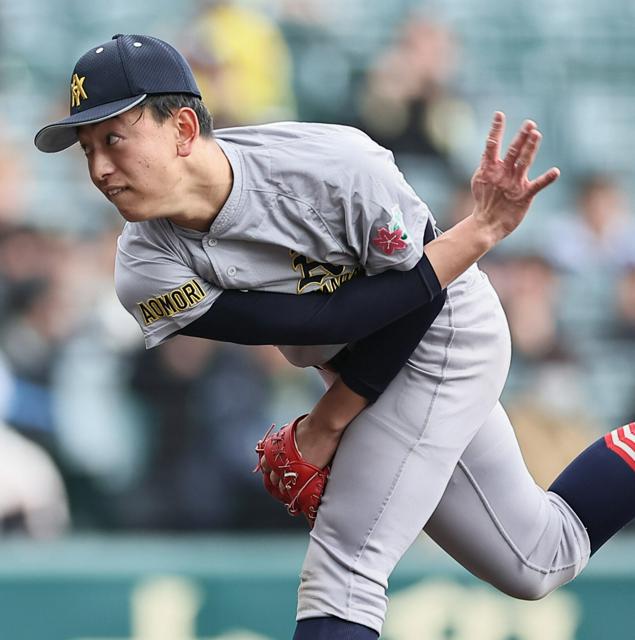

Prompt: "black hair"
[139,94,214,138]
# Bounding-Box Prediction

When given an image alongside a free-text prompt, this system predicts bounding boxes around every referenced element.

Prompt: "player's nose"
[89,151,115,185]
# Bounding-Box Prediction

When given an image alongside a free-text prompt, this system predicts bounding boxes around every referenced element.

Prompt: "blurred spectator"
[0,421,70,538]
[358,15,475,164]
[278,0,355,124]
[547,175,635,343]
[487,253,589,415]
[185,0,296,127]
[0,230,93,436]
[440,181,473,228]
[0,133,29,224]
[606,265,635,428]
[50,226,145,521]
[486,253,603,488]
[614,264,635,340]
[0,227,61,285]
[507,403,600,490]
[278,0,324,25]
[120,337,321,530]
[497,254,562,362]
[548,174,635,273]
[2,277,66,434]
[0,350,68,537]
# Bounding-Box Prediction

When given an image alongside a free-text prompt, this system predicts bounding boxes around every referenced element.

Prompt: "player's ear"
[175,107,199,157]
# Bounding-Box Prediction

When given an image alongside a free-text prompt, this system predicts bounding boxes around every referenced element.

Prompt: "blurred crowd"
[0,0,634,535]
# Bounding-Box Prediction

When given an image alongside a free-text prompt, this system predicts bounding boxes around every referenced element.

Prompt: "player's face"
[77,108,182,222]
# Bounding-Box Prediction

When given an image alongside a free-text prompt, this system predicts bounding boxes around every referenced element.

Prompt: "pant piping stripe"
[345,288,458,616]
[457,459,585,575]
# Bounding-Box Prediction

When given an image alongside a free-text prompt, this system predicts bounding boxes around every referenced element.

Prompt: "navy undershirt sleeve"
[322,221,445,401]
[180,234,442,346]
[332,289,446,401]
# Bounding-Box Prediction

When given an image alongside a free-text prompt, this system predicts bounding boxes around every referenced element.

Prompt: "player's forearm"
[295,377,369,469]
[307,377,369,433]
[423,213,496,289]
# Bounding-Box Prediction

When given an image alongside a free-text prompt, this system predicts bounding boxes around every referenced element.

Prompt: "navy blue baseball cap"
[35,34,201,153]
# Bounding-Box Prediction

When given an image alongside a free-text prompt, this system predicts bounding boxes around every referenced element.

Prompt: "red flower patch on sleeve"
[372,227,408,255]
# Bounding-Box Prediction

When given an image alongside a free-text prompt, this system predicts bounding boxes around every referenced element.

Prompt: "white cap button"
[227,266,237,277]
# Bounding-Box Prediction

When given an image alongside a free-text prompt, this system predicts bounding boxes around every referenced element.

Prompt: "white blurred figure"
[0,352,69,537]
[0,421,70,538]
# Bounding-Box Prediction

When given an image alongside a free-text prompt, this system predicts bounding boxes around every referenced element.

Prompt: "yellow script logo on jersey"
[290,252,361,294]
[138,280,207,326]
[70,73,88,107]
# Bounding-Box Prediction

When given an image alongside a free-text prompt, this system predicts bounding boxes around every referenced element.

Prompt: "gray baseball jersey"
[114,122,590,634]
[115,122,431,350]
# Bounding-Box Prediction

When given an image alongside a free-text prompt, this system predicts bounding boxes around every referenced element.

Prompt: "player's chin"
[108,202,142,224]
[109,191,170,223]
[112,200,154,223]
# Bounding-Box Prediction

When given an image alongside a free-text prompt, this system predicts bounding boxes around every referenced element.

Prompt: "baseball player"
[35,35,635,640]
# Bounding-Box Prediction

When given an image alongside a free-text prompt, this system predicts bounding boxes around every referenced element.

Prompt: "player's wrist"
[303,409,350,437]
[305,379,368,437]
[465,210,503,250]
[295,415,343,470]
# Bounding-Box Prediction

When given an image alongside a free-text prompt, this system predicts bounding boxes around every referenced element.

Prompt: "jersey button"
[227,266,237,277]
[207,238,218,247]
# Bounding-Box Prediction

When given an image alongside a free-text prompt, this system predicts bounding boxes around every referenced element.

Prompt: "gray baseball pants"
[293,265,590,634]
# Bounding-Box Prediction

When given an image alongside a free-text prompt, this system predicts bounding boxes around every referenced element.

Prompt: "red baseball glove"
[254,415,329,527]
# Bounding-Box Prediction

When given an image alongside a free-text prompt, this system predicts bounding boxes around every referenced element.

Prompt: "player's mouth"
[105,187,128,199]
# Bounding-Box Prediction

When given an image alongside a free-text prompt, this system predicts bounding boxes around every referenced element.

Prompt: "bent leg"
[549,422,635,554]
[424,402,590,600]
[297,269,512,634]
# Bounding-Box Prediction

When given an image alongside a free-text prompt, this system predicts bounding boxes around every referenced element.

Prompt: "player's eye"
[106,133,121,146]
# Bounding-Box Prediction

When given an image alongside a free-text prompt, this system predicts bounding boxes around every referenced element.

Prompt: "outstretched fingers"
[482,111,505,164]
[513,128,543,180]
[526,167,560,199]
[503,119,536,170]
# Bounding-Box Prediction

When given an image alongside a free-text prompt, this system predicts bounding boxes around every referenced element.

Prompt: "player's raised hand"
[470,111,560,243]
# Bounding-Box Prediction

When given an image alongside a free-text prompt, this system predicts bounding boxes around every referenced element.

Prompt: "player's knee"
[489,573,558,601]
[506,582,555,601]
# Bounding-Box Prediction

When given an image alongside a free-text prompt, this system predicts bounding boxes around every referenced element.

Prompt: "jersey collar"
[210,138,245,236]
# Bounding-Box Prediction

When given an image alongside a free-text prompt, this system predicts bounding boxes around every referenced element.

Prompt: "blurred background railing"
[0,534,631,640]
[0,1,635,636]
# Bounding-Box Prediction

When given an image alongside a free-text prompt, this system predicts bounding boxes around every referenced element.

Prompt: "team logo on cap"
[70,73,88,108]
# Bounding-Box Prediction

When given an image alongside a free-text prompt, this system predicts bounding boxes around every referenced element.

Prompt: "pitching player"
[35,35,635,640]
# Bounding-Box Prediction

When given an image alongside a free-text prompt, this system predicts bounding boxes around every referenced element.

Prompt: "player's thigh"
[297,270,513,630]
[424,402,590,599]
[310,270,512,576]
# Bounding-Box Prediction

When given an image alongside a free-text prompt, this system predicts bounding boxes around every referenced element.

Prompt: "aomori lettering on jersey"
[137,279,207,326]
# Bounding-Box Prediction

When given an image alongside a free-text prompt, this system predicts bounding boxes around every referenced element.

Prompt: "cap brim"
[34,94,148,153]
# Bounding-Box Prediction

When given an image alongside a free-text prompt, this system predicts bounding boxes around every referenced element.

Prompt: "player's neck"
[168,139,233,232]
